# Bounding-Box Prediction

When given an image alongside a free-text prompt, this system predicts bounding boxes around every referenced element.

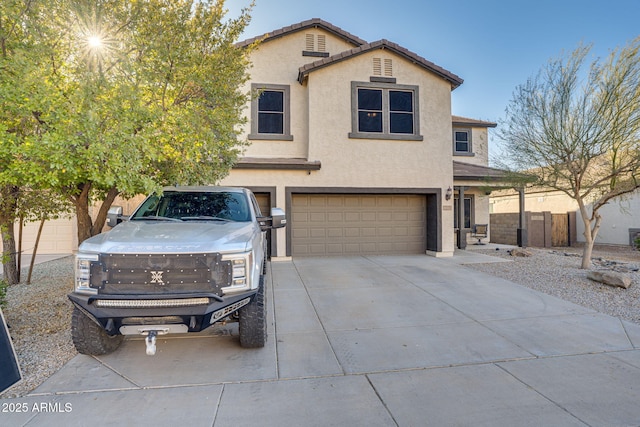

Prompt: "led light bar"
[94,297,210,309]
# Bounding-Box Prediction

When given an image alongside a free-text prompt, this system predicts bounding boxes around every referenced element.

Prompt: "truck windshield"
[131,192,251,222]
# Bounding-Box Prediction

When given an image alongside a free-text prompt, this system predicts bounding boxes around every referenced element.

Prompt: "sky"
[227,0,640,160]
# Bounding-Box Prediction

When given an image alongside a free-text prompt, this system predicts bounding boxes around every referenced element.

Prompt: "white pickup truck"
[68,186,286,356]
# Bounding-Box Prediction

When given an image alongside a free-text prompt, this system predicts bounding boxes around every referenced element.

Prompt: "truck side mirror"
[258,207,287,231]
[106,206,127,228]
[270,207,287,229]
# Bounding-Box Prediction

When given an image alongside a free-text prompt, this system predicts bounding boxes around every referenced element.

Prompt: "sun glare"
[87,36,103,48]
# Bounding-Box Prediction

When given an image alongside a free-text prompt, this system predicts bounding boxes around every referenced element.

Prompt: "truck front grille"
[89,253,231,295]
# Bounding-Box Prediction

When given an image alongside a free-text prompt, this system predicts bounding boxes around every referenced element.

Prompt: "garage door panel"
[310,212,326,222]
[327,212,343,222]
[292,194,427,256]
[310,229,326,238]
[345,212,360,222]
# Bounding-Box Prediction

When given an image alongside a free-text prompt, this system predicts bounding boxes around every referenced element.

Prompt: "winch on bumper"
[69,291,255,334]
[68,290,256,355]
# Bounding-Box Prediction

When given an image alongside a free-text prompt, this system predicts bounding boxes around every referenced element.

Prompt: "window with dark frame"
[389,90,414,134]
[258,90,284,134]
[249,83,292,141]
[454,129,471,153]
[357,88,383,133]
[350,82,422,140]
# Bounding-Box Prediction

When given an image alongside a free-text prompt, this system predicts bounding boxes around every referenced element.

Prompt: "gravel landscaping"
[1,245,639,399]
[465,245,640,325]
[1,256,76,399]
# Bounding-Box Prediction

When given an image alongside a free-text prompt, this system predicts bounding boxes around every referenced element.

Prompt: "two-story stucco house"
[221,18,504,258]
[12,18,505,259]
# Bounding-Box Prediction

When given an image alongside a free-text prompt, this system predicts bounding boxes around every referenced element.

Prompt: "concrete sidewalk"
[3,254,640,426]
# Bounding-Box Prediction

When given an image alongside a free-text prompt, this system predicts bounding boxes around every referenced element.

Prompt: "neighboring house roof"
[453,161,510,182]
[236,18,366,48]
[298,39,464,89]
[452,116,497,128]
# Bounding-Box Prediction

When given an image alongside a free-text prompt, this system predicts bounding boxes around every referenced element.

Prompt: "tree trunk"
[73,183,93,244]
[0,185,20,284]
[73,183,121,244]
[577,200,593,269]
[577,201,603,269]
[91,186,120,236]
[1,222,19,285]
[581,236,594,269]
[27,216,46,285]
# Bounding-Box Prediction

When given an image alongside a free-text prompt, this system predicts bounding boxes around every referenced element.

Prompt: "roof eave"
[298,39,463,89]
[237,18,366,49]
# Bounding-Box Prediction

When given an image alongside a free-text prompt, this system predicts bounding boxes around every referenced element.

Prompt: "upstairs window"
[350,82,422,141]
[453,129,472,155]
[258,91,284,134]
[249,84,292,140]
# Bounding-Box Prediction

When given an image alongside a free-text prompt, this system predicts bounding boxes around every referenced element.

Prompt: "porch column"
[517,187,528,247]
[456,186,467,250]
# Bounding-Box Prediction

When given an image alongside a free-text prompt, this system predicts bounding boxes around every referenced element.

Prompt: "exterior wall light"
[445,186,452,201]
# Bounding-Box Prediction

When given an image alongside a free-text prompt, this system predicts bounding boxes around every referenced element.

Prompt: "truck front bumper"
[68,290,257,335]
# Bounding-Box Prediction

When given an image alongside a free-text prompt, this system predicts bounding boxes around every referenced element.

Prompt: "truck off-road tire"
[239,275,267,348]
[71,307,124,355]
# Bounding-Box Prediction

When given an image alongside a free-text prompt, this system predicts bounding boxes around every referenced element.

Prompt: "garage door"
[292,194,427,256]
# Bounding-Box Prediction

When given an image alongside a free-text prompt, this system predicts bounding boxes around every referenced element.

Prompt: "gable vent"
[305,34,315,51]
[384,59,393,76]
[303,34,329,57]
[317,34,326,52]
[373,58,382,76]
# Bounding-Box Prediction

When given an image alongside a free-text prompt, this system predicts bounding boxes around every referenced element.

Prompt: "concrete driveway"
[4,253,640,426]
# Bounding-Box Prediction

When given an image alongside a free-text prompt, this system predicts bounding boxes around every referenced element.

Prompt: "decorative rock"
[587,270,632,289]
[509,248,533,257]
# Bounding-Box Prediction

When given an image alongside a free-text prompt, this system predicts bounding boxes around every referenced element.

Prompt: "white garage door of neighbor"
[291,194,427,256]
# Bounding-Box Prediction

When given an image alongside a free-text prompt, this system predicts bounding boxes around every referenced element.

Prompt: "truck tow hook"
[145,330,158,356]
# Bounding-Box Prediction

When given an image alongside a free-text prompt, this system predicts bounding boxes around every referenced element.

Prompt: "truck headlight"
[221,252,253,294]
[75,253,99,295]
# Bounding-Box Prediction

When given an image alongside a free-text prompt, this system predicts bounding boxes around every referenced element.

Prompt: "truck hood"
[79,220,256,254]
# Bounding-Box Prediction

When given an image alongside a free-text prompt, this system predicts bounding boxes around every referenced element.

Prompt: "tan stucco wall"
[240,28,359,160]
[223,29,457,256]
[490,190,580,214]
[452,127,489,165]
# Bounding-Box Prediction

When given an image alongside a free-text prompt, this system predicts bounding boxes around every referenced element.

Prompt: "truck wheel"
[239,275,267,348]
[71,307,123,355]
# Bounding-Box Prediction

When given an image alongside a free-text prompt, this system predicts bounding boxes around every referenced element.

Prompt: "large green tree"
[0,0,70,283]
[1,0,255,283]
[38,0,255,243]
[498,39,640,268]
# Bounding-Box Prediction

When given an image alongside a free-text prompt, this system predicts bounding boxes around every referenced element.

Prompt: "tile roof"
[453,161,509,182]
[236,18,366,48]
[297,39,464,89]
[452,116,497,128]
